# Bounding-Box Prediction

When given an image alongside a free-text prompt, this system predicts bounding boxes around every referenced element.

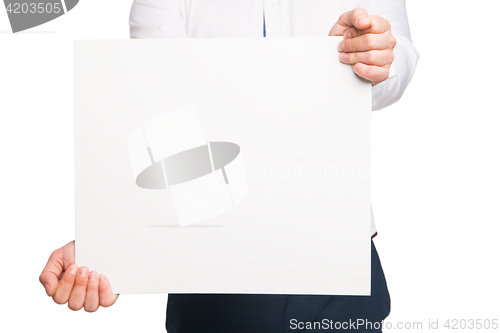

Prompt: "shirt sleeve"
[129,0,187,38]
[355,0,420,110]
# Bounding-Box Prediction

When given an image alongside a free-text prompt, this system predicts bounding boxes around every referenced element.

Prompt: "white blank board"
[74,37,372,295]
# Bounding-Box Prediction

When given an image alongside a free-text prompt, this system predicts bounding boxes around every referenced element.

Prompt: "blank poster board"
[74,37,372,295]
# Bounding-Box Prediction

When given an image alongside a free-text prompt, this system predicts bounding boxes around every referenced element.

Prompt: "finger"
[329,8,371,36]
[84,271,100,312]
[339,31,394,53]
[352,63,390,86]
[39,248,64,297]
[52,264,79,305]
[98,274,119,307]
[68,266,89,311]
[340,49,394,67]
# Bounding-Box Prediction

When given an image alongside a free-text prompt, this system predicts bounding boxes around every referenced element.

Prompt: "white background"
[1,1,499,332]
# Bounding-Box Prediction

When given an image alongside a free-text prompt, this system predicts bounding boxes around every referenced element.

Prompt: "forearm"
[355,0,420,110]
[372,37,420,110]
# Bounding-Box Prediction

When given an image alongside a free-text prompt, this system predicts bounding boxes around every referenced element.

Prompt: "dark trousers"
[166,240,390,332]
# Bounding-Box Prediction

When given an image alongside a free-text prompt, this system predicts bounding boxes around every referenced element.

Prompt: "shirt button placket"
[264,0,278,37]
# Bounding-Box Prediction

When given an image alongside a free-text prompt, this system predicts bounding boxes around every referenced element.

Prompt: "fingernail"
[79,267,88,277]
[340,53,349,62]
[44,283,50,294]
[338,41,345,52]
[99,273,106,282]
[357,16,371,27]
[344,31,351,39]
[89,271,97,281]
[69,265,78,275]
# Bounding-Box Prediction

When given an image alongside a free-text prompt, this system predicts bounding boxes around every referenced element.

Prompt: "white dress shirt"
[129,0,420,235]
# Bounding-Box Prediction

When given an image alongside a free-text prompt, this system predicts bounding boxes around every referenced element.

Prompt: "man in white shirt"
[40,1,419,332]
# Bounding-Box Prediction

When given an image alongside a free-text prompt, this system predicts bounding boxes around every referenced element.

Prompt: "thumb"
[329,21,349,37]
[329,8,371,36]
[39,241,75,296]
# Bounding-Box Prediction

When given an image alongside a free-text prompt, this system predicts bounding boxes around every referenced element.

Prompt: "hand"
[329,8,397,86]
[39,240,119,312]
